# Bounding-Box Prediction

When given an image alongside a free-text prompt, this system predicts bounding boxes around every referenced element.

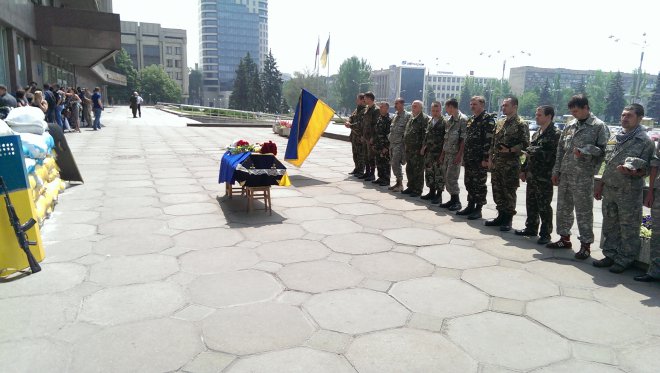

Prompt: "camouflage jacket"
[361,103,380,142]
[348,104,366,136]
[373,114,392,150]
[602,128,655,190]
[490,114,530,161]
[443,111,468,154]
[423,116,447,158]
[650,141,660,190]
[552,113,609,177]
[464,111,496,164]
[522,123,561,179]
[404,112,430,152]
[389,110,412,145]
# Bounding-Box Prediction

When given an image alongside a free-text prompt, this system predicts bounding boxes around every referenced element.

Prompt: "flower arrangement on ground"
[640,214,652,238]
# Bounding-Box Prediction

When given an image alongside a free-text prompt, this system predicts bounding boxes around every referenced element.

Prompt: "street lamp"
[608,33,648,103]
[479,50,532,110]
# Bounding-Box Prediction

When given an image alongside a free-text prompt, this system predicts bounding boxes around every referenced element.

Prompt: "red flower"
[260,141,277,156]
[236,140,249,146]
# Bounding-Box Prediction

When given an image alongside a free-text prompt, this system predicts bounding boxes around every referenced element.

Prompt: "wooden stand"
[245,186,272,215]
[225,183,245,198]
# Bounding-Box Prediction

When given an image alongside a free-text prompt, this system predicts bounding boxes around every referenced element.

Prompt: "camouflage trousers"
[524,175,554,236]
[556,172,594,243]
[464,161,488,206]
[350,132,365,173]
[601,184,643,267]
[648,188,660,278]
[364,140,376,169]
[405,150,424,194]
[491,157,520,215]
[441,152,461,195]
[375,147,391,182]
[424,152,444,191]
[390,142,405,182]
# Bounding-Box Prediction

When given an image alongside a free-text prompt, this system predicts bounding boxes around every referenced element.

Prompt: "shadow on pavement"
[216,194,285,228]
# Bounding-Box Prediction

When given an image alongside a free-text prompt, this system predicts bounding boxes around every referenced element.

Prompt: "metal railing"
[155,102,294,122]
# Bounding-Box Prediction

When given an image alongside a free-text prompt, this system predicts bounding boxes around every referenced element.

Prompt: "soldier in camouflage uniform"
[371,101,392,186]
[456,96,496,220]
[592,104,655,273]
[361,92,380,181]
[485,96,530,231]
[515,105,561,245]
[438,98,468,211]
[402,100,429,197]
[420,101,446,204]
[345,93,366,177]
[639,131,660,282]
[388,98,411,192]
[548,94,609,260]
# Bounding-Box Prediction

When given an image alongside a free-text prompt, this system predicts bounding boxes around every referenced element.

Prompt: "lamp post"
[479,50,532,109]
[608,33,648,104]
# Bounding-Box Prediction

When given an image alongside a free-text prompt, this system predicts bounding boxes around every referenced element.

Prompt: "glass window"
[0,27,9,86]
[15,37,27,88]
[166,59,173,67]
[166,46,172,55]
[143,45,161,67]
[175,47,182,55]
[175,60,181,68]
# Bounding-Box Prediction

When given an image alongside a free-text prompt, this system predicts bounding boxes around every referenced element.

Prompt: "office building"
[120,21,189,101]
[0,0,124,95]
[199,0,268,107]
[426,72,497,102]
[372,62,426,106]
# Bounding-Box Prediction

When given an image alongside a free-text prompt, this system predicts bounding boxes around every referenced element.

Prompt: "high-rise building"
[372,63,426,107]
[0,0,124,96]
[120,21,189,101]
[199,0,268,107]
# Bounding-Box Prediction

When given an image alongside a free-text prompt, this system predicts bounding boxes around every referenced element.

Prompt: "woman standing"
[66,88,82,133]
[31,90,49,115]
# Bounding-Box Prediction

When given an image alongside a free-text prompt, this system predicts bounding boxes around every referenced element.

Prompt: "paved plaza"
[1,107,659,373]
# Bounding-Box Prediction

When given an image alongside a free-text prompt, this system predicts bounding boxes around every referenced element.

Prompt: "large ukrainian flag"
[284,89,335,167]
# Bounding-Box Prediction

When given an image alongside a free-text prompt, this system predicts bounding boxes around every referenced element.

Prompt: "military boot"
[447,195,462,211]
[348,168,357,175]
[499,213,512,231]
[391,180,403,192]
[421,188,436,201]
[431,191,442,204]
[467,204,483,220]
[456,201,475,216]
[485,212,504,227]
[575,241,591,260]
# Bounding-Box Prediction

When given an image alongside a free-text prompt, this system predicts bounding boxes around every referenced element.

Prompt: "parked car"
[526,120,539,131]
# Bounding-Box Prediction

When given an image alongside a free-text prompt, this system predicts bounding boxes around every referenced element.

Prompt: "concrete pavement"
[0,106,659,373]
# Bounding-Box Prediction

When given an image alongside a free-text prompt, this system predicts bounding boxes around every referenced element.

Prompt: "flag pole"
[326,33,330,99]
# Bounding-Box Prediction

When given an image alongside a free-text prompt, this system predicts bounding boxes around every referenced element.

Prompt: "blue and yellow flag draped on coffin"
[284,89,335,167]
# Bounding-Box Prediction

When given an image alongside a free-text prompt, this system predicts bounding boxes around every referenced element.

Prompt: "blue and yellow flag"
[284,89,335,167]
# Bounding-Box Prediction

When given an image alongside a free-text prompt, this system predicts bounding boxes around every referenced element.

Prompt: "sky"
[113,0,660,79]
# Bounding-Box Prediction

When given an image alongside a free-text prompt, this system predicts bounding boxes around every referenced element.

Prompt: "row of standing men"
[344,93,659,282]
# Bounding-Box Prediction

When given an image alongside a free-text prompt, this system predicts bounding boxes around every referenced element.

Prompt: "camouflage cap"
[623,157,647,170]
[577,144,603,156]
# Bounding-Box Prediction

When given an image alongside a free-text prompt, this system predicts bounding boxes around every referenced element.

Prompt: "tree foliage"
[646,72,660,120]
[605,71,626,122]
[538,79,552,106]
[261,50,284,113]
[334,57,372,111]
[519,91,539,117]
[140,65,182,103]
[585,71,610,118]
[188,68,202,105]
[282,71,331,113]
[107,48,140,103]
[229,53,255,111]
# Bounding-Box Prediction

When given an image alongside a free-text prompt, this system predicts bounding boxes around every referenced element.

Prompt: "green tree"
[575,77,587,95]
[458,78,473,114]
[586,70,609,117]
[334,57,372,112]
[282,71,329,113]
[279,97,290,114]
[261,50,283,113]
[538,79,552,106]
[248,66,264,112]
[107,48,139,104]
[519,91,539,118]
[646,72,660,120]
[188,68,202,105]
[139,65,182,103]
[605,71,626,122]
[229,54,257,110]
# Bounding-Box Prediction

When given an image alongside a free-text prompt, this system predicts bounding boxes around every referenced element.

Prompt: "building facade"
[120,21,189,102]
[510,66,657,98]
[372,63,427,107]
[199,0,268,107]
[0,0,124,97]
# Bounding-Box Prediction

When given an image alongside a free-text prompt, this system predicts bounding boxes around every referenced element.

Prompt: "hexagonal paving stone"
[435,221,500,240]
[531,360,624,373]
[167,213,227,230]
[180,247,259,274]
[0,294,76,342]
[100,207,163,220]
[256,239,330,264]
[42,240,92,263]
[80,282,186,325]
[278,260,364,293]
[382,227,450,246]
[187,270,282,308]
[351,252,434,281]
[70,318,203,373]
[98,218,168,236]
[202,302,314,355]
[174,228,243,249]
[462,266,559,301]
[163,203,219,216]
[446,312,570,371]
[354,214,414,230]
[301,186,345,196]
[240,224,307,242]
[227,347,357,373]
[0,263,86,299]
[160,193,212,204]
[271,197,318,208]
[474,236,553,262]
[390,277,489,318]
[283,206,338,220]
[323,233,394,254]
[0,339,69,373]
[618,339,660,373]
[593,285,660,331]
[346,328,477,373]
[89,254,179,286]
[377,199,427,211]
[40,223,97,241]
[527,297,650,345]
[301,219,362,235]
[332,203,385,215]
[315,194,364,204]
[305,288,409,334]
[525,260,603,289]
[93,233,174,255]
[417,244,499,269]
